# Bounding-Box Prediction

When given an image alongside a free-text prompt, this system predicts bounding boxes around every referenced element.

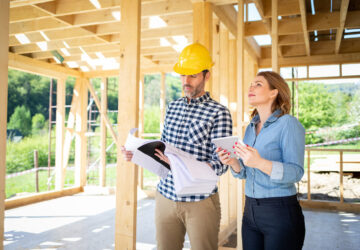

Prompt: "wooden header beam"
[8,52,81,78]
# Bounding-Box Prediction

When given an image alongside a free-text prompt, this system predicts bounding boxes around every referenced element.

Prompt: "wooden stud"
[0,0,9,248]
[340,151,344,203]
[271,0,279,72]
[75,78,88,187]
[55,77,66,190]
[100,77,108,187]
[160,72,166,132]
[192,1,213,93]
[298,0,310,56]
[219,25,229,106]
[335,0,350,54]
[115,0,141,249]
[236,1,245,249]
[228,39,237,129]
[138,74,145,189]
[307,150,311,200]
[62,79,81,184]
[212,18,221,102]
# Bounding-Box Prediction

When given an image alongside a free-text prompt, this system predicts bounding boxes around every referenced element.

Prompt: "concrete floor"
[4,191,360,250]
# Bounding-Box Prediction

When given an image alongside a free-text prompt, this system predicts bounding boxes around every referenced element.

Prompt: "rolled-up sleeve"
[209,108,233,176]
[230,159,247,179]
[270,117,305,183]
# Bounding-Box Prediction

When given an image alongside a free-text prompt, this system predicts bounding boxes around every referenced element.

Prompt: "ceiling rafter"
[298,0,310,56]
[335,0,350,54]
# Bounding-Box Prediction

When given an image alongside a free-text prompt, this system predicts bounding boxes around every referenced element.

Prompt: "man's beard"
[183,80,205,98]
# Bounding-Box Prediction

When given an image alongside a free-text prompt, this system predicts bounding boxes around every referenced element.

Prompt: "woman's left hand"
[154,149,170,166]
[234,143,263,169]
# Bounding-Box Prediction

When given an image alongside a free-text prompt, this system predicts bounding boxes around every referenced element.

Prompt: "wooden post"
[48,78,54,183]
[219,25,229,106]
[100,77,108,187]
[55,78,66,190]
[212,18,221,102]
[237,1,245,249]
[340,151,344,203]
[307,150,311,200]
[138,74,144,189]
[160,72,166,132]
[192,1,213,93]
[0,1,9,248]
[75,78,88,187]
[271,0,279,72]
[34,150,39,193]
[115,0,141,249]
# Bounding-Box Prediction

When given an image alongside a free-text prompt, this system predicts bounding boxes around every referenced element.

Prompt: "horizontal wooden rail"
[5,186,83,210]
[301,148,360,212]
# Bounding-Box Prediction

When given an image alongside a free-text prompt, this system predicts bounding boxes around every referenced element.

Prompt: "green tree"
[32,113,46,134]
[349,89,360,123]
[8,105,32,136]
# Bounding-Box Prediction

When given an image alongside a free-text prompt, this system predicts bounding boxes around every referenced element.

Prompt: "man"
[121,43,232,250]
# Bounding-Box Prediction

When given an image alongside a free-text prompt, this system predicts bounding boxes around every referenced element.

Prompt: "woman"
[217,71,305,250]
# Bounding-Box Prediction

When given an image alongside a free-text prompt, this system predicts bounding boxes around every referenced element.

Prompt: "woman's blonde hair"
[251,71,291,119]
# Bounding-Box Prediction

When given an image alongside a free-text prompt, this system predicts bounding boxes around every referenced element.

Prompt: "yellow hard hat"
[173,43,214,75]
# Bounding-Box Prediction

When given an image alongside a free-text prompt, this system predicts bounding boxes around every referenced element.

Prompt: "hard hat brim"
[173,62,214,75]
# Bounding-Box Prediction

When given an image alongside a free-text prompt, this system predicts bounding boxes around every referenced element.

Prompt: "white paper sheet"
[124,128,150,151]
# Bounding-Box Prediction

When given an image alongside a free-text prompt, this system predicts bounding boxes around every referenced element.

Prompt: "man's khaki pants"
[155,191,221,250]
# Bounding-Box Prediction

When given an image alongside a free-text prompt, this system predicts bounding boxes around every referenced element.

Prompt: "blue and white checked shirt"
[158,92,233,202]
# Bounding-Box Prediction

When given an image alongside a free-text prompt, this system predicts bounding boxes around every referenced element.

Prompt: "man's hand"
[154,149,170,166]
[120,146,133,161]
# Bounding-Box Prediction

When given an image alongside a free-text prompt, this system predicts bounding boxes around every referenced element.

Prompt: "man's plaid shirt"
[157,92,233,202]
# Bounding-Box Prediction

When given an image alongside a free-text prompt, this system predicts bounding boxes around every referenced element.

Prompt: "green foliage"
[6,133,55,174]
[32,113,46,134]
[349,89,360,122]
[8,105,32,136]
[144,105,160,133]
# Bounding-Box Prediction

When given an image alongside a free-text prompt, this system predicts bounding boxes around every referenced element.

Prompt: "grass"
[6,170,75,199]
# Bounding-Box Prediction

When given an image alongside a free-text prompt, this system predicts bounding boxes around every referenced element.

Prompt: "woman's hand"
[215,147,242,173]
[234,143,272,175]
[154,149,170,166]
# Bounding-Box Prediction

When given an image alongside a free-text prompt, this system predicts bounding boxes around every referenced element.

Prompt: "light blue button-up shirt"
[232,110,305,198]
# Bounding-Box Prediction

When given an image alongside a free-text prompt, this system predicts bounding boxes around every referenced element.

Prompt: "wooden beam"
[74,78,88,187]
[236,1,245,249]
[55,77,66,190]
[160,72,166,132]
[10,0,53,8]
[271,0,279,72]
[298,0,310,56]
[8,52,81,78]
[219,24,229,107]
[192,1,213,93]
[259,52,360,67]
[5,186,83,210]
[138,74,145,189]
[116,0,140,249]
[62,79,81,186]
[335,0,350,54]
[264,0,300,17]
[142,0,192,17]
[212,18,220,102]
[0,1,9,248]
[100,77,108,187]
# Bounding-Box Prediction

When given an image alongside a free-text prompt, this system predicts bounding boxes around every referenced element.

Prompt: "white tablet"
[211,136,245,158]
